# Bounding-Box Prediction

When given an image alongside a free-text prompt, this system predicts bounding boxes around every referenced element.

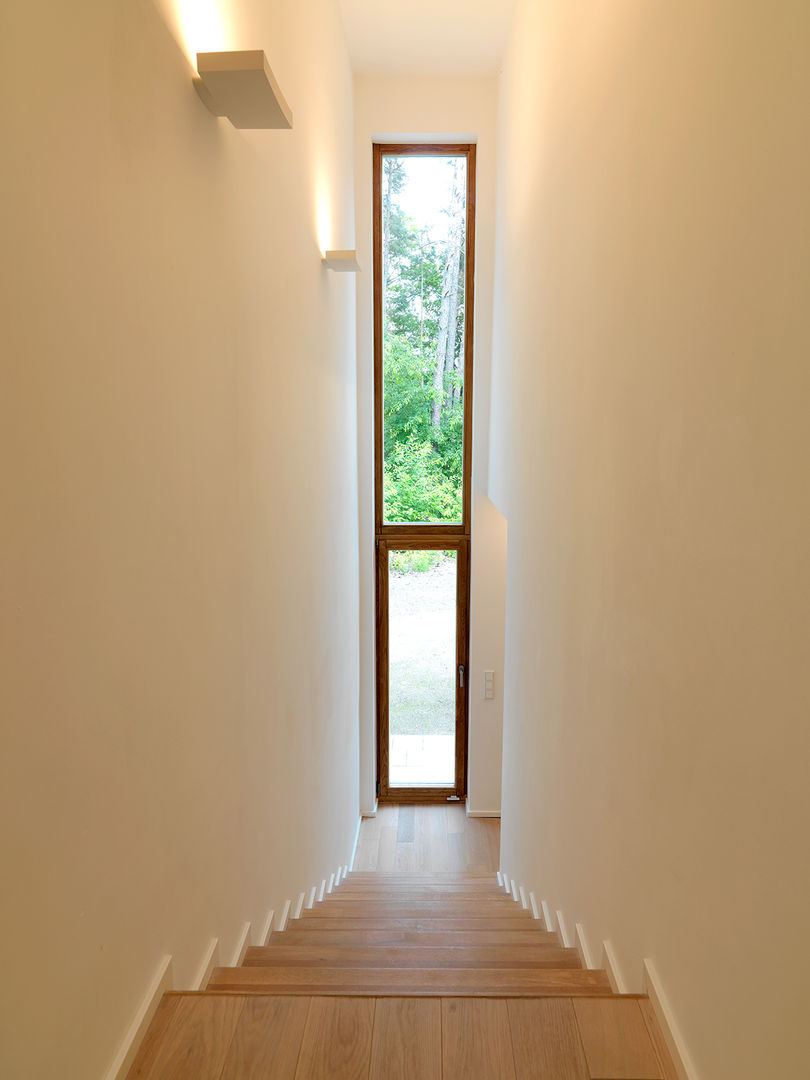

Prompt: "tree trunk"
[432,161,465,431]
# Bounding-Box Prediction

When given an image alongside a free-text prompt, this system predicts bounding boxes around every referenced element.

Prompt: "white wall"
[353,77,504,815]
[0,2,359,1078]
[491,1,810,1077]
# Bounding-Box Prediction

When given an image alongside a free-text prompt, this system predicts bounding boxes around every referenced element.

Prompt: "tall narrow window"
[374,144,475,801]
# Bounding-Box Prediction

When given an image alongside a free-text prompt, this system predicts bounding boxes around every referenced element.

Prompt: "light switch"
[484,670,495,700]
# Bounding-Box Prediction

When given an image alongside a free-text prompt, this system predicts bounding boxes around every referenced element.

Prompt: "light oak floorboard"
[352,804,499,872]
[638,998,681,1080]
[507,998,589,1079]
[126,996,182,1080]
[369,998,441,1080]
[126,995,243,1080]
[219,997,309,1080]
[573,998,663,1079]
[294,997,374,1080]
[442,998,516,1080]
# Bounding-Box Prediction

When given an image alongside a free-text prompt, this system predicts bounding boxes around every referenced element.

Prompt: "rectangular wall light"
[323,250,361,272]
[193,51,292,129]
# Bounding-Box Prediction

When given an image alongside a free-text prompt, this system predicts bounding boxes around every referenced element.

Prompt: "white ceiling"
[337,0,515,77]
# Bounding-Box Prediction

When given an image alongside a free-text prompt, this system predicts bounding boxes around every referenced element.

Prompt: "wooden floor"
[130,992,675,1080]
[352,802,499,873]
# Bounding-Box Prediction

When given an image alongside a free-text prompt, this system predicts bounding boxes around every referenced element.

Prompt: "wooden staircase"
[127,872,677,1078]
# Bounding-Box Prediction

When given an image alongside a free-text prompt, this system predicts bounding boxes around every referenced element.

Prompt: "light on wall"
[193,51,292,129]
[322,250,361,272]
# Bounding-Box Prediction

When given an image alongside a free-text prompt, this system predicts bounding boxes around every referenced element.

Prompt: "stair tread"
[266,928,557,946]
[345,873,496,880]
[332,885,505,894]
[329,888,504,899]
[266,929,558,946]
[292,918,543,931]
[302,902,531,918]
[243,944,581,968]
[208,966,612,996]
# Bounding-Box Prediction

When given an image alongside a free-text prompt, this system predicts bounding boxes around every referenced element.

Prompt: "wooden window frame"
[373,143,476,540]
[373,143,476,802]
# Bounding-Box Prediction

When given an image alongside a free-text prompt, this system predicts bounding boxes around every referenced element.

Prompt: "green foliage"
[384,437,462,523]
[382,157,465,524]
[389,549,445,573]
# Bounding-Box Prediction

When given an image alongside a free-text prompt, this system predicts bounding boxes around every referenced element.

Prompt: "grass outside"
[389,553,456,736]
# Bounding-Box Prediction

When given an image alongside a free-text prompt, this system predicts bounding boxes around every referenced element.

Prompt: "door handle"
[459,664,465,688]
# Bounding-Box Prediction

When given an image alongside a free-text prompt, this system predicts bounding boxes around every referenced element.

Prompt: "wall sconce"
[193,50,292,129]
[323,250,361,272]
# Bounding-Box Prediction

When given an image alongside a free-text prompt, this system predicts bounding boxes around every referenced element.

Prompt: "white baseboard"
[575,922,595,969]
[305,886,317,910]
[601,939,628,994]
[350,815,362,870]
[466,810,501,817]
[361,800,378,818]
[103,954,172,1080]
[643,960,698,1080]
[259,910,275,944]
[317,879,327,903]
[327,872,336,894]
[292,891,306,920]
[230,922,252,967]
[492,875,694,1078]
[192,938,219,991]
[541,900,556,933]
[556,910,572,948]
[276,900,291,932]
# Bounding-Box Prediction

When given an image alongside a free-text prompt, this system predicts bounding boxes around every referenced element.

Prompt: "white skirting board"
[192,938,220,991]
[556,910,572,948]
[643,959,698,1080]
[230,922,252,967]
[575,922,596,970]
[601,939,628,994]
[276,899,292,932]
[495,875,695,1079]
[292,891,306,920]
[541,900,556,933]
[259,910,275,944]
[350,814,363,870]
[103,955,172,1080]
[106,831,365,1079]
